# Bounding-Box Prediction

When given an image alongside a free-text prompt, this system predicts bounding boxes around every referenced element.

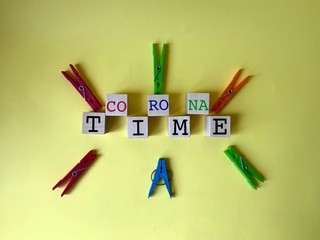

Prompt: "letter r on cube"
[148,94,169,116]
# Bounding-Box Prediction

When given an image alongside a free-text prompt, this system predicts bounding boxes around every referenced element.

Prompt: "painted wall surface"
[1,1,319,239]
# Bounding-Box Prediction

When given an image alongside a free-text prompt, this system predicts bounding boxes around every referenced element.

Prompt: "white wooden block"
[168,116,190,137]
[82,112,106,134]
[186,93,210,114]
[106,94,128,116]
[148,94,169,116]
[127,117,148,138]
[205,116,231,137]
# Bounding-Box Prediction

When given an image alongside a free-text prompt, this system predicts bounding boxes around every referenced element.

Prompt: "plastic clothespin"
[52,150,97,197]
[224,146,264,190]
[61,64,102,111]
[211,69,251,114]
[148,158,172,198]
[153,43,167,94]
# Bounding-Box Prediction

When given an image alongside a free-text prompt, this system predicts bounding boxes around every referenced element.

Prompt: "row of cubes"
[105,93,211,116]
[82,113,231,138]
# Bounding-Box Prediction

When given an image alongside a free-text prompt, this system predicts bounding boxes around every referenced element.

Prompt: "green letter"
[188,100,198,110]
[199,100,208,110]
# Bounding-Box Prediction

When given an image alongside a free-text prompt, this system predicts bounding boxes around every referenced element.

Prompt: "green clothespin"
[224,146,264,190]
[153,43,166,94]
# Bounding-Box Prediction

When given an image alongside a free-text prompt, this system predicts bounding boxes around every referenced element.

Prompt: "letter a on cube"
[205,116,231,137]
[148,94,169,116]
[82,112,106,134]
[127,117,148,138]
[168,116,190,137]
[106,94,128,116]
[186,93,210,115]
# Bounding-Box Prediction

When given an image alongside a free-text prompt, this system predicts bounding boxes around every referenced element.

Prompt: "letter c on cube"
[105,94,128,116]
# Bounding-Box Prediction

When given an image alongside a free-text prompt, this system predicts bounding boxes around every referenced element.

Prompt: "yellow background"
[1,0,320,239]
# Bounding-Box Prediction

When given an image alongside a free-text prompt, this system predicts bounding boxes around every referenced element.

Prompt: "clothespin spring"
[79,85,86,100]
[150,169,172,186]
[239,157,247,171]
[219,89,233,99]
[154,66,161,92]
[72,167,87,176]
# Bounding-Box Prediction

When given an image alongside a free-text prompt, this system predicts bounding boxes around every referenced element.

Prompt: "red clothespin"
[61,64,102,111]
[52,150,97,197]
[211,69,251,114]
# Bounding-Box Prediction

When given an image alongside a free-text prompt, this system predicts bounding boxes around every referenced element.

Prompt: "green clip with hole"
[153,43,166,94]
[224,146,264,190]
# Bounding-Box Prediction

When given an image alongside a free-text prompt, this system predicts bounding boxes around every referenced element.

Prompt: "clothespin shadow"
[164,158,175,197]
[74,63,104,108]
[148,158,174,198]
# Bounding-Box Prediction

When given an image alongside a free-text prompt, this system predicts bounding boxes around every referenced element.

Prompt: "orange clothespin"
[211,69,251,114]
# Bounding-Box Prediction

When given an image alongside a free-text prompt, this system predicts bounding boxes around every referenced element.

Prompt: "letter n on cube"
[186,93,209,114]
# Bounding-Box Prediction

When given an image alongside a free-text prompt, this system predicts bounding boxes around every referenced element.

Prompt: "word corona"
[82,93,231,138]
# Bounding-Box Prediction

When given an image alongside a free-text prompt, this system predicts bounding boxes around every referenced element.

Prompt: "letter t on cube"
[82,112,106,134]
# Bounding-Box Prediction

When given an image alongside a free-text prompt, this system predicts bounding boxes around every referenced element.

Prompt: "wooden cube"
[106,94,128,116]
[205,116,231,137]
[127,117,148,138]
[148,94,169,116]
[82,112,106,134]
[186,93,210,115]
[168,116,190,137]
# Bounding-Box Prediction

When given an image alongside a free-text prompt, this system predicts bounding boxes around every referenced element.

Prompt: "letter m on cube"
[186,93,209,114]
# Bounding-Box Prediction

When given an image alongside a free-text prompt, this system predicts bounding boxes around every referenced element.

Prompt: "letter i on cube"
[148,94,169,116]
[106,94,128,116]
[127,117,148,138]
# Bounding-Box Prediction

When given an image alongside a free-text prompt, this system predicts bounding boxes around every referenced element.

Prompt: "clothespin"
[61,64,102,111]
[224,146,264,190]
[211,69,251,113]
[52,150,97,197]
[148,158,172,198]
[153,43,167,94]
